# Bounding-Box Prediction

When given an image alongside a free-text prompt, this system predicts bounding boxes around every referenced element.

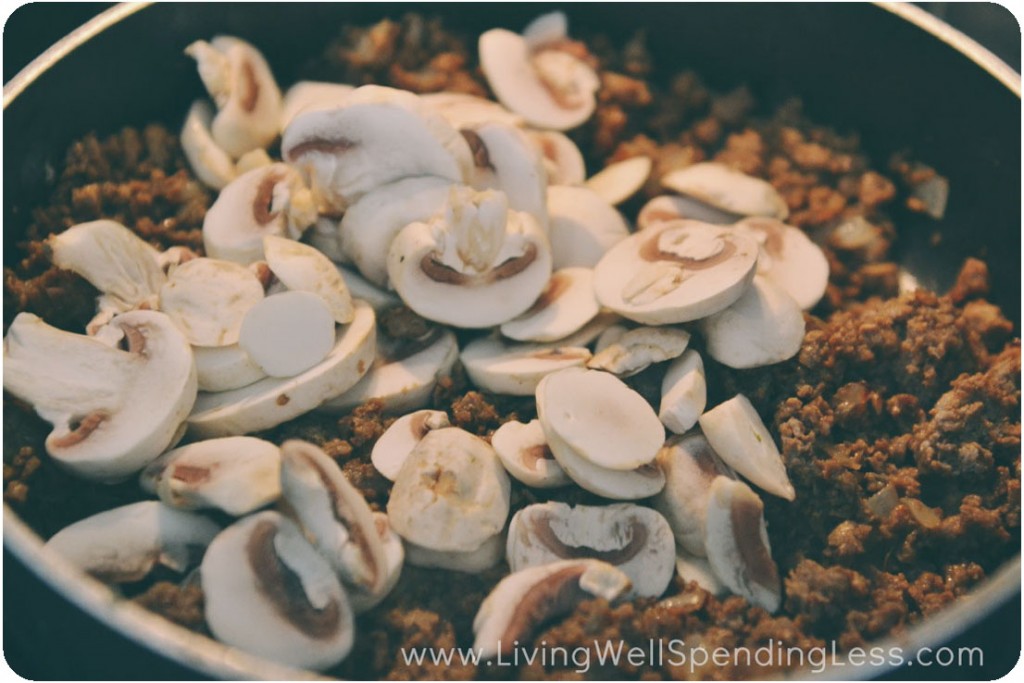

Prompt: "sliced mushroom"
[460,335,591,396]
[659,350,706,434]
[555,311,623,348]
[528,130,586,185]
[370,410,451,481]
[282,84,472,212]
[337,265,400,312]
[157,245,201,272]
[421,91,524,129]
[4,311,196,482]
[473,559,631,659]
[281,80,354,129]
[653,432,734,556]
[140,436,281,515]
[661,162,788,219]
[536,367,663,471]
[698,394,795,501]
[704,477,781,612]
[547,185,630,269]
[733,217,829,310]
[491,419,570,488]
[238,291,337,377]
[263,235,354,324]
[44,501,219,583]
[187,301,375,437]
[387,427,510,571]
[587,326,691,377]
[464,121,548,226]
[387,188,552,328]
[201,511,354,670]
[522,11,568,48]
[637,194,742,230]
[542,423,666,500]
[235,147,274,174]
[585,156,652,206]
[594,323,629,353]
[593,219,759,324]
[181,99,238,190]
[500,268,600,343]
[349,512,405,613]
[193,343,267,392]
[675,550,726,596]
[507,502,675,597]
[403,533,507,573]
[307,216,348,264]
[203,163,318,264]
[159,257,265,347]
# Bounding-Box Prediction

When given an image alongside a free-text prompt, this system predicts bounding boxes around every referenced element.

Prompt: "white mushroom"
[386,427,510,572]
[704,477,782,612]
[733,217,829,310]
[193,344,267,392]
[542,424,666,500]
[350,513,405,613]
[140,436,281,515]
[522,11,569,48]
[200,511,354,670]
[307,216,348,263]
[699,394,795,501]
[594,323,629,353]
[403,533,507,573]
[234,147,274,174]
[370,410,450,481]
[460,335,591,396]
[585,156,652,206]
[387,188,552,328]
[420,91,524,129]
[637,194,742,230]
[187,301,375,437]
[185,36,283,158]
[661,162,788,219]
[593,219,759,324]
[507,502,675,597]
[203,164,318,264]
[653,432,734,556]
[491,419,570,488]
[463,122,548,226]
[238,291,336,377]
[180,99,238,190]
[3,311,196,482]
[337,264,400,311]
[547,185,630,269]
[263,235,354,324]
[659,350,706,434]
[473,559,631,659]
[675,550,726,596]
[528,130,586,185]
[159,257,265,347]
[500,268,600,343]
[281,80,354,129]
[44,501,219,582]
[587,326,691,377]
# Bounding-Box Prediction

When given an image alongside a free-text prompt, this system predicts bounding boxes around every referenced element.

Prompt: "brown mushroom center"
[730,492,779,593]
[528,348,590,362]
[286,137,357,162]
[52,411,108,448]
[529,514,648,565]
[639,228,737,269]
[498,565,589,655]
[253,172,285,225]
[460,129,492,169]
[420,242,538,285]
[171,464,213,486]
[741,218,785,258]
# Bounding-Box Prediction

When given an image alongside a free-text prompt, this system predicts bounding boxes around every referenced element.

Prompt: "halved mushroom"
[491,419,570,488]
[661,162,788,219]
[350,512,405,613]
[500,268,600,343]
[704,477,782,612]
[263,235,354,324]
[637,194,742,230]
[387,188,552,328]
[281,80,354,129]
[387,427,510,571]
[675,550,726,596]
[420,91,524,129]
[507,502,675,597]
[653,432,734,556]
[698,394,795,501]
[181,99,238,190]
[238,291,337,377]
[140,436,281,515]
[45,501,219,583]
[473,559,631,659]
[536,367,664,471]
[282,85,472,212]
[463,121,548,226]
[528,130,586,186]
[585,156,652,206]
[698,276,805,369]
[542,424,666,500]
[159,257,266,347]
[460,335,591,396]
[4,311,196,482]
[593,219,759,324]
[733,217,829,310]
[547,185,630,269]
[185,36,282,158]
[659,350,707,434]
[201,511,354,670]
[370,410,451,481]
[193,343,267,392]
[587,326,691,377]
[187,301,375,438]
[203,164,318,264]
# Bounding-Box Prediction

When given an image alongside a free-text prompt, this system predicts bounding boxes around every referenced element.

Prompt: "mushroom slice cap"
[281,80,354,129]
[337,265,399,311]
[491,419,570,488]
[371,410,451,481]
[593,219,759,324]
[238,291,337,377]
[547,185,630,269]
[421,91,524,129]
[536,367,664,471]
[528,130,586,185]
[45,501,219,583]
[473,559,631,659]
[704,477,782,612]
[500,268,600,343]
[263,235,354,323]
[350,513,405,612]
[588,326,691,377]
[386,427,511,553]
[460,335,591,396]
[585,156,652,206]
[507,502,675,598]
[140,436,281,515]
[658,350,707,434]
[734,217,829,310]
[403,533,506,573]
[637,194,742,230]
[699,276,805,369]
[3,311,197,482]
[193,343,267,392]
[181,99,238,190]
[187,301,375,437]
[661,162,789,219]
[464,121,549,226]
[159,257,265,347]
[675,550,726,596]
[200,510,354,670]
[699,394,795,500]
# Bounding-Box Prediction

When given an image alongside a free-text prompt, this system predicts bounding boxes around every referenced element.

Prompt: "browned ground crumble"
[3,13,1019,681]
